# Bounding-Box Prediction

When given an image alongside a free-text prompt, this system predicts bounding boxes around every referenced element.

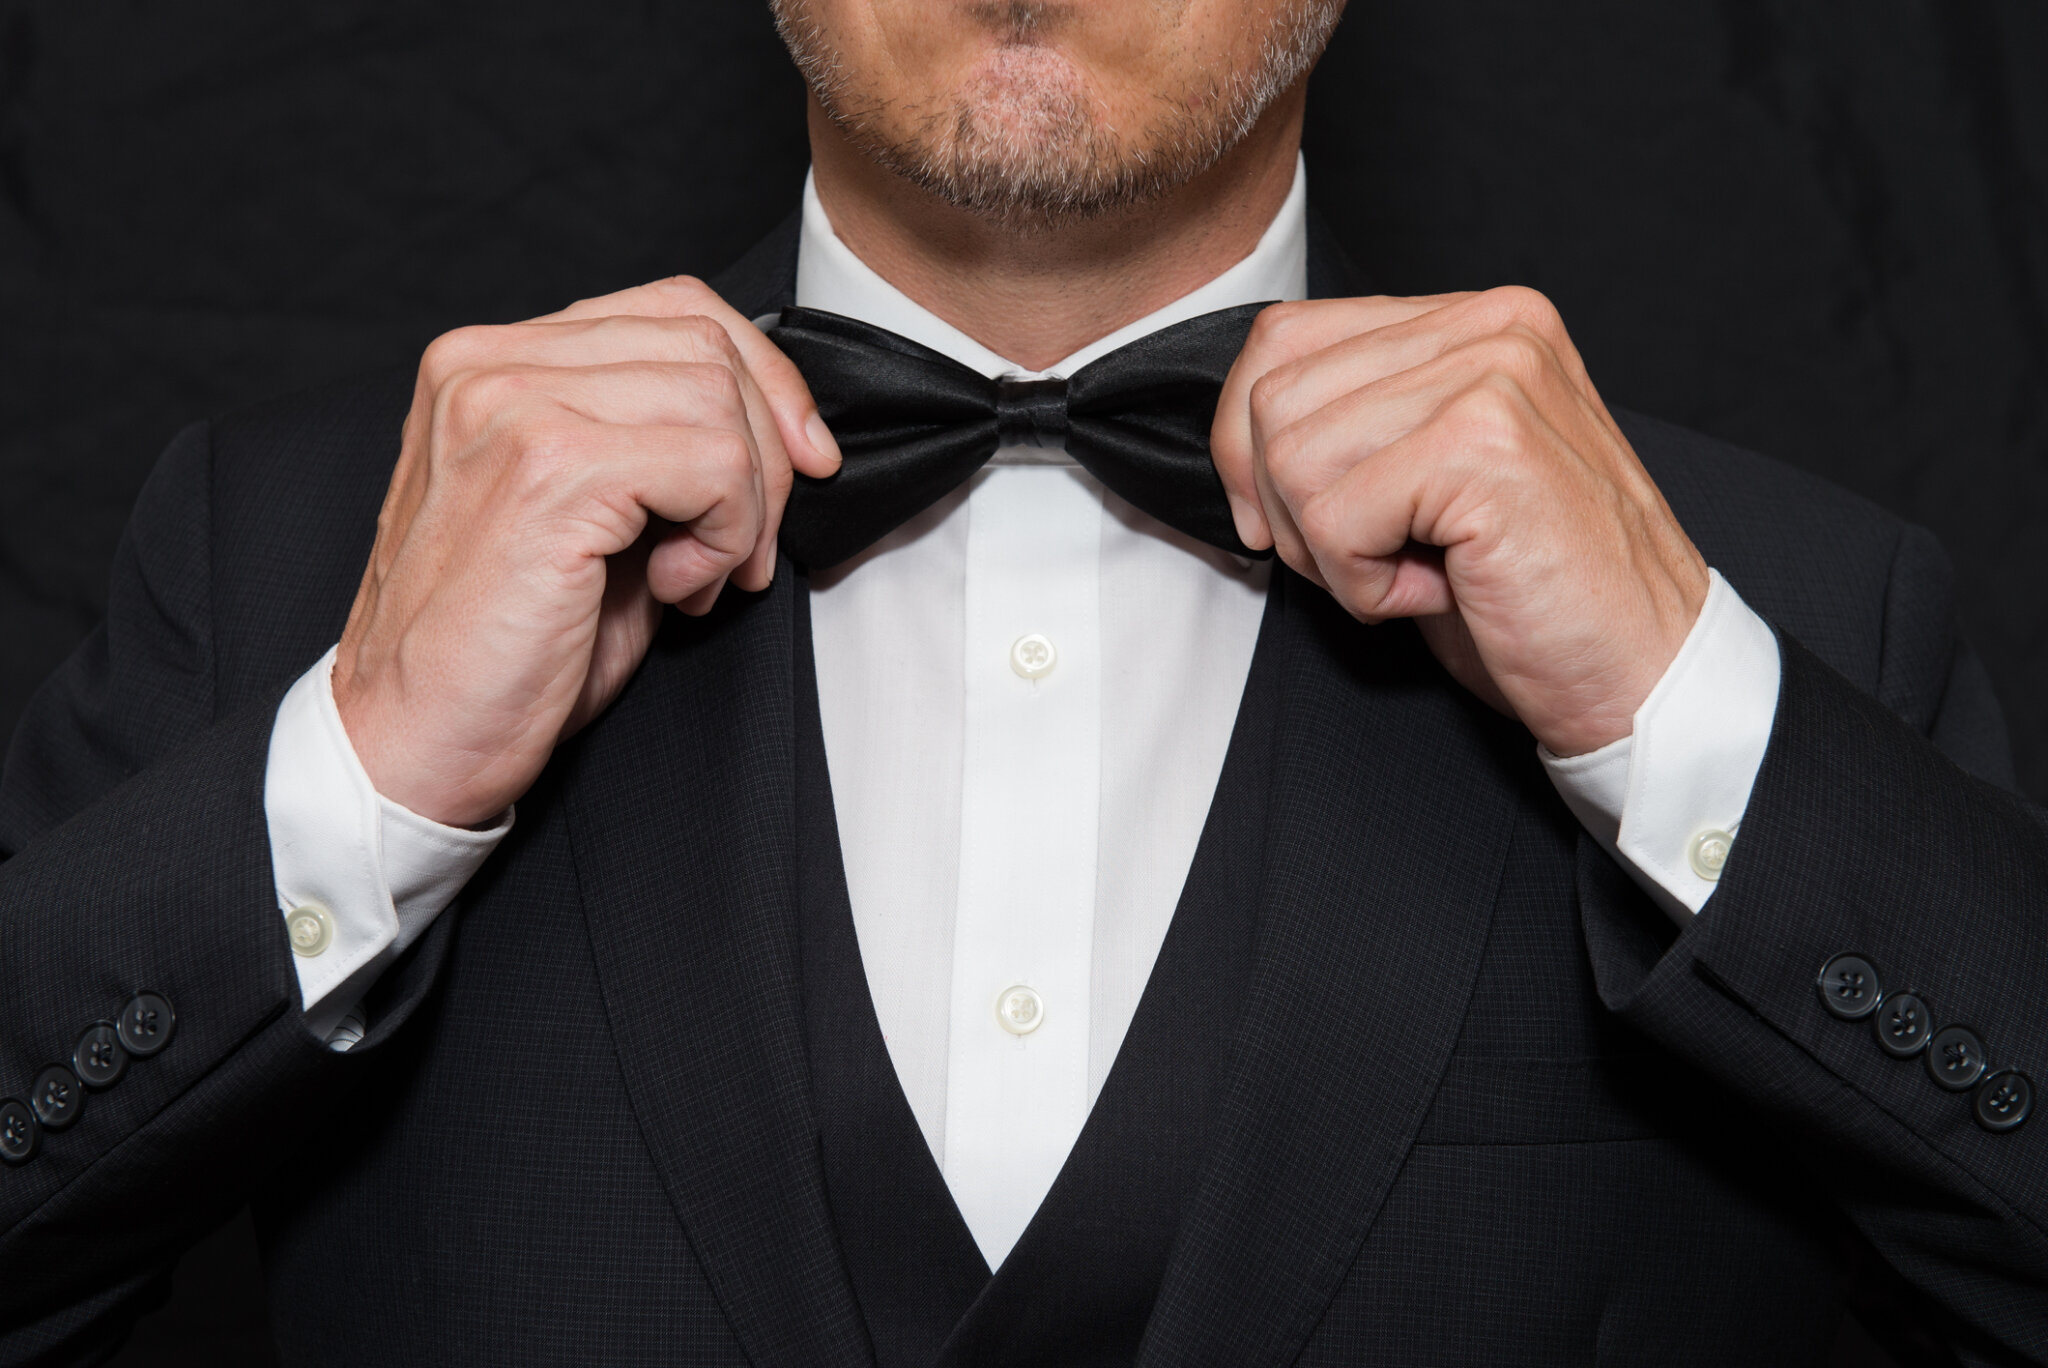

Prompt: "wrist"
[332,664,509,830]
[1526,557,1708,757]
[1533,707,1639,762]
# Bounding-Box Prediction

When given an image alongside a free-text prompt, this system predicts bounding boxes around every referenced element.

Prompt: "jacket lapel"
[713,209,800,318]
[1307,207,1371,301]
[557,567,870,1368]
[1137,572,1527,1367]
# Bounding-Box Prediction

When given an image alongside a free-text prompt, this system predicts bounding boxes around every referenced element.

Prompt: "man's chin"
[955,42,1091,126]
[848,70,1135,223]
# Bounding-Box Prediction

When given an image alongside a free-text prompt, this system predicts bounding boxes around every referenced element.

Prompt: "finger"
[734,523,780,597]
[1214,295,1463,547]
[436,356,782,595]
[508,312,818,583]
[1289,381,1556,620]
[1250,288,1602,442]
[1253,323,1596,523]
[541,275,840,479]
[1246,415,1321,588]
[721,310,842,480]
[1214,286,1604,548]
[423,314,729,380]
[502,418,767,604]
[676,572,731,618]
[611,428,767,605]
[437,360,756,442]
[693,356,774,596]
[1213,343,1277,551]
[565,533,664,739]
[538,274,748,325]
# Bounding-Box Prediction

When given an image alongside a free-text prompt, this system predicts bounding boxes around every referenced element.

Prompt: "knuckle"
[1260,424,1308,484]
[1487,283,1555,322]
[1484,327,1551,382]
[1246,300,1313,357]
[439,365,538,437]
[420,325,495,386]
[1448,376,1524,437]
[1247,366,1299,433]
[679,360,747,420]
[1296,490,1345,548]
[1247,371,1281,425]
[506,420,584,492]
[702,428,758,485]
[671,312,739,358]
[576,312,635,340]
[434,366,493,436]
[656,273,714,304]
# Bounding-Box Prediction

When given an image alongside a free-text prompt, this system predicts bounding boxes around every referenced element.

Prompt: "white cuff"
[1541,570,1782,924]
[264,646,512,1047]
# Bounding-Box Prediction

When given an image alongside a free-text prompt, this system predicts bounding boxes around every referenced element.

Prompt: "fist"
[332,276,840,827]
[1212,286,1709,757]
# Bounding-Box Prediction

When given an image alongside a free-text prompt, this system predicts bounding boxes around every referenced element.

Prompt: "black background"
[3,2,2042,1363]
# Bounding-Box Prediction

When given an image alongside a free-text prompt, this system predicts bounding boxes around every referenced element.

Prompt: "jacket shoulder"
[1618,408,1926,692]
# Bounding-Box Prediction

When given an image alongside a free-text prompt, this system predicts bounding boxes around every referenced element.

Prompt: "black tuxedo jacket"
[1,214,2044,1367]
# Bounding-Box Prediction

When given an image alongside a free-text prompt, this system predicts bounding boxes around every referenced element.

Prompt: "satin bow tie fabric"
[768,302,1276,569]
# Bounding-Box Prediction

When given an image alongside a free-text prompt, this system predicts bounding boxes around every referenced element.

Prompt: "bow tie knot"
[768,302,1276,569]
[994,377,1070,451]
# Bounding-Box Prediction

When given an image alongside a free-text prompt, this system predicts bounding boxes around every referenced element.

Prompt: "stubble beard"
[771,0,1343,228]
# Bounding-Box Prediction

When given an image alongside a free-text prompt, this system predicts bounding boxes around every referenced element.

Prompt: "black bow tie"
[768,302,1275,569]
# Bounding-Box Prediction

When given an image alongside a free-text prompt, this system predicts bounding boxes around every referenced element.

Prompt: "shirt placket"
[942,459,1104,1269]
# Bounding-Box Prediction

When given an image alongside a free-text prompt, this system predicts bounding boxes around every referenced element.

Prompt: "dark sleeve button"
[30,1066,83,1131]
[0,1100,37,1164]
[1875,992,1932,1059]
[72,1022,129,1089]
[117,992,175,1058]
[1817,954,1882,1020]
[1927,1025,1988,1092]
[1974,1071,2033,1133]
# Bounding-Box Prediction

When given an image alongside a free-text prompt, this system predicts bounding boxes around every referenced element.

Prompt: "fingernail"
[1227,497,1265,550]
[806,411,841,466]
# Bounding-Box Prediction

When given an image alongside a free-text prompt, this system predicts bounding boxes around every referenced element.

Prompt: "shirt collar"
[793,154,1309,381]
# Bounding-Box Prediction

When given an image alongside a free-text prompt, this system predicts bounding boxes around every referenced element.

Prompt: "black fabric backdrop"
[2,2,2042,1364]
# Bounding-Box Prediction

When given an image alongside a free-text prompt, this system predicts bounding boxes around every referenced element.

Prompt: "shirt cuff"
[264,645,512,1048]
[1541,569,1782,924]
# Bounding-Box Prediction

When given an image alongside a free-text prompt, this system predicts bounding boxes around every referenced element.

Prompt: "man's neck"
[806,89,1307,373]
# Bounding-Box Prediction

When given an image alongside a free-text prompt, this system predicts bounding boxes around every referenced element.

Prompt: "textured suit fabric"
[0,213,2043,1368]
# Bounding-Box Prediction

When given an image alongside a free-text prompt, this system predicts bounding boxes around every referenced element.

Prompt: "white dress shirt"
[262,154,1782,1270]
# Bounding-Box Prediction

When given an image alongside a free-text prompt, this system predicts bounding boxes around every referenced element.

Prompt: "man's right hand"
[331,277,839,829]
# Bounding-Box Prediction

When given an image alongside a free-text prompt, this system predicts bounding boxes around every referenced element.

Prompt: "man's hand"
[332,277,840,828]
[1212,286,1709,758]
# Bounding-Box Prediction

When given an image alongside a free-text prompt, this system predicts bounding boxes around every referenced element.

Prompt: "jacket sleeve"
[1580,523,2048,1366]
[0,422,451,1365]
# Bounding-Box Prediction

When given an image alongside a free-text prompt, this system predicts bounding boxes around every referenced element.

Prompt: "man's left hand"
[1211,287,1710,758]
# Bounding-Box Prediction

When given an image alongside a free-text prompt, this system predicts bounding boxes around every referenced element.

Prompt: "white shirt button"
[286,902,335,957]
[1687,828,1734,881]
[995,984,1044,1035]
[1009,633,1057,679]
